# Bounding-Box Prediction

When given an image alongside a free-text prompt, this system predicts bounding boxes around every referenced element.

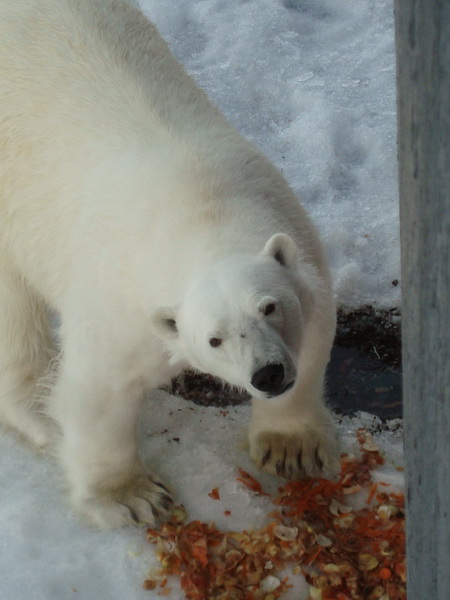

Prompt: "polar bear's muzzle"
[251,363,295,398]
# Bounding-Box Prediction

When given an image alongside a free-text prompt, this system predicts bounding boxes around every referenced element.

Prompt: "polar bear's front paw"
[73,474,175,529]
[250,425,339,480]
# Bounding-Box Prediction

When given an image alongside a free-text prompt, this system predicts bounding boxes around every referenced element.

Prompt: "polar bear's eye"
[209,337,222,348]
[262,302,276,316]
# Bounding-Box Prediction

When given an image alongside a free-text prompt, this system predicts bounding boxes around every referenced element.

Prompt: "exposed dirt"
[335,306,401,369]
[168,306,403,420]
[326,307,402,420]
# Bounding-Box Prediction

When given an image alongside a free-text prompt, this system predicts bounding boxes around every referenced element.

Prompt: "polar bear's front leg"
[249,333,339,481]
[49,358,173,528]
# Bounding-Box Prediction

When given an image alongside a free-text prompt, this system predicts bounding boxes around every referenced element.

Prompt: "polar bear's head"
[152,234,316,400]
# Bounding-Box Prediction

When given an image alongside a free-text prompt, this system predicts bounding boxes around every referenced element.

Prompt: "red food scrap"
[208,487,221,501]
[236,468,270,496]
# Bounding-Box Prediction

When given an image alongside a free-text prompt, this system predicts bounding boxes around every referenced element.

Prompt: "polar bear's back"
[0,0,331,308]
[0,0,216,150]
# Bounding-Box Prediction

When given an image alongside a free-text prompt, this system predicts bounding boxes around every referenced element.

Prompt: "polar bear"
[0,0,339,528]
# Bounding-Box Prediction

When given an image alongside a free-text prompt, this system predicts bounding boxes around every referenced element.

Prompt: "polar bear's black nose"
[251,363,285,395]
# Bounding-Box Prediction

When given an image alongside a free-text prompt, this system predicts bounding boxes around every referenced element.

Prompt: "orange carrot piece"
[379,567,392,580]
[367,482,379,504]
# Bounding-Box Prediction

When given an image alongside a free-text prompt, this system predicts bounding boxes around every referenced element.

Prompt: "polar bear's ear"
[151,306,179,339]
[261,233,298,269]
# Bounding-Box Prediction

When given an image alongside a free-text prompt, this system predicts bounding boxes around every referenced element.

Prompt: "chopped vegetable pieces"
[144,429,406,600]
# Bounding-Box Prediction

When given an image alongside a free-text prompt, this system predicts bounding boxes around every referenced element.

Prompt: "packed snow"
[0,1,403,599]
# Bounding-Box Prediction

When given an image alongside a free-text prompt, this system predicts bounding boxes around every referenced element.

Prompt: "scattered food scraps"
[144,429,406,600]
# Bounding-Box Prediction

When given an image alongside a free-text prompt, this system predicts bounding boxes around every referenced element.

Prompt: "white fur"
[0,0,338,528]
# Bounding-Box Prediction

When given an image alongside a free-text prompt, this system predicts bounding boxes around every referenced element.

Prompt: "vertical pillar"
[394,1,450,598]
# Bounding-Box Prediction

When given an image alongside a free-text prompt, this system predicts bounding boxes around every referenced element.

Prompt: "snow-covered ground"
[0,1,403,599]
[0,392,403,600]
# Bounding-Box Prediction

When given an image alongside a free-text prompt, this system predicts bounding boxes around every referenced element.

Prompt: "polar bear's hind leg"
[0,258,55,449]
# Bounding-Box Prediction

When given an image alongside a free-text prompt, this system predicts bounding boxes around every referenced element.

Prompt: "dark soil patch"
[169,306,403,420]
[170,370,249,408]
[335,306,401,369]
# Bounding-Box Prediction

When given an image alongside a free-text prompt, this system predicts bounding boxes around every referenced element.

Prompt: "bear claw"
[73,474,174,529]
[250,427,339,480]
